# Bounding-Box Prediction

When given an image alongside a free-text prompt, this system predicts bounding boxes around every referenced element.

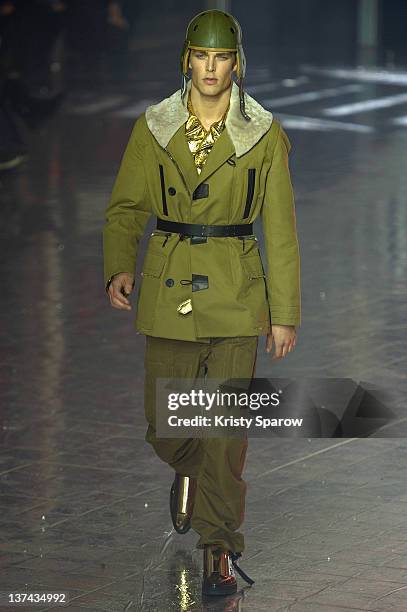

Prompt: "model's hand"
[266,325,296,359]
[108,272,134,311]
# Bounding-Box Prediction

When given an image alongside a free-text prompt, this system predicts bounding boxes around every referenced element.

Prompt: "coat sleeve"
[260,123,301,327]
[103,116,152,291]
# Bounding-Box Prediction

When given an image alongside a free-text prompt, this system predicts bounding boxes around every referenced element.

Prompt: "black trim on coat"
[193,183,209,200]
[159,164,168,216]
[243,168,256,219]
[191,274,209,291]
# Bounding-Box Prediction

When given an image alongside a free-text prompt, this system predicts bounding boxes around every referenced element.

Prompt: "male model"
[103,9,301,597]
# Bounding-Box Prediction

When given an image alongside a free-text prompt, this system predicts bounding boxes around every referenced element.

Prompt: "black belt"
[156,218,254,237]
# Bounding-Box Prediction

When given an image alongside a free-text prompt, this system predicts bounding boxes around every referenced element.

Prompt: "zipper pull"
[176,233,187,246]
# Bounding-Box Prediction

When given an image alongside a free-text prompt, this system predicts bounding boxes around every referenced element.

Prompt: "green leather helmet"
[180,10,250,121]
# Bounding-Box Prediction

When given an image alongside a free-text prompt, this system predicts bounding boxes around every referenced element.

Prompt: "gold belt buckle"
[177,298,192,315]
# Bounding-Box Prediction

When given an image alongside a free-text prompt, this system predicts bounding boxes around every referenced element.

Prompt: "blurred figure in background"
[0,0,27,170]
[0,0,67,170]
[65,0,131,81]
[0,0,130,171]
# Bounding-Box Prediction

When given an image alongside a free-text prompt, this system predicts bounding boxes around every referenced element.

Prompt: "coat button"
[165,278,174,287]
[168,187,176,196]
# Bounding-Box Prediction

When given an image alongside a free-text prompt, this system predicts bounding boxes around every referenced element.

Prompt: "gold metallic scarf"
[185,92,230,174]
[177,93,230,317]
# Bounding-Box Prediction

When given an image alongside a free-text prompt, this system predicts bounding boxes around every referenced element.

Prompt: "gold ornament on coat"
[177,298,192,315]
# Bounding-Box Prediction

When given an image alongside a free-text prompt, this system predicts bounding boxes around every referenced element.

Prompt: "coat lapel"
[166,123,235,195]
[192,128,234,187]
[165,125,199,196]
[145,78,273,192]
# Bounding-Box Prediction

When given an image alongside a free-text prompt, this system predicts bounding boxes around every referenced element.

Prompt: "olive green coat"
[103,79,301,342]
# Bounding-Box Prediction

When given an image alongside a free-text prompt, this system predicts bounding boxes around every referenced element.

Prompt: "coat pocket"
[243,168,256,219]
[136,251,167,330]
[158,164,168,216]
[240,253,265,280]
[239,253,269,332]
[141,252,166,278]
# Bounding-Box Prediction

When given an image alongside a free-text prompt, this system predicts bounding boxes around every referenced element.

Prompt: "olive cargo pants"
[144,335,259,554]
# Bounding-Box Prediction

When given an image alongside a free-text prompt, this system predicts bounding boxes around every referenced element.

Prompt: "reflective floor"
[1,4,407,612]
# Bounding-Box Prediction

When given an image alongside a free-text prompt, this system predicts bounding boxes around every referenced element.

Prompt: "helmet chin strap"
[181,74,188,102]
[239,77,251,122]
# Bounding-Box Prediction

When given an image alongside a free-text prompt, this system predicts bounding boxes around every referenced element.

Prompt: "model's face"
[188,49,237,96]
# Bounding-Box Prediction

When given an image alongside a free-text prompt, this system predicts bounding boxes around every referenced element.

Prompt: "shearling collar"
[145,79,273,158]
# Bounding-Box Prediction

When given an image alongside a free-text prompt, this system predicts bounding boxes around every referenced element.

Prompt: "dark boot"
[202,547,255,596]
[169,473,197,534]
